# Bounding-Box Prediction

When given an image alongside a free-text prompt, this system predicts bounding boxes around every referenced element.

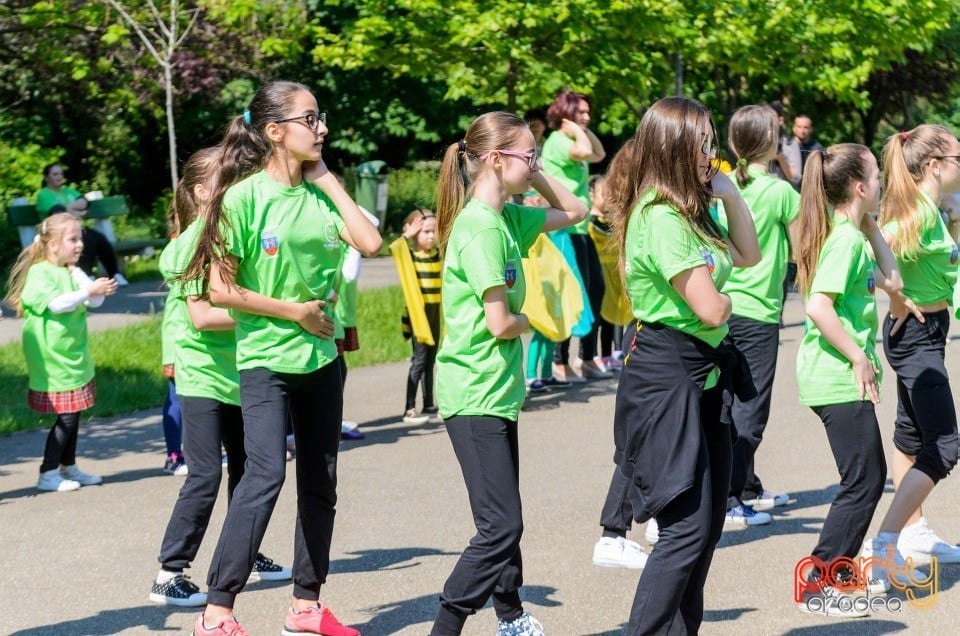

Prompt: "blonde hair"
[879,124,955,260]
[796,144,872,294]
[435,112,530,254]
[4,213,81,316]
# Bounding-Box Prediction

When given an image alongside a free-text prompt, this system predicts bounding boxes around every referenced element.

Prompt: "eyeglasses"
[275,112,326,131]
[481,149,539,169]
[933,155,960,165]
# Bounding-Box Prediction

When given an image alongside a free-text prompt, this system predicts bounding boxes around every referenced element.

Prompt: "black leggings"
[79,227,120,278]
[40,412,81,473]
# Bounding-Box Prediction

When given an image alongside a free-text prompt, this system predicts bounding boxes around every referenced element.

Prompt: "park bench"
[5,196,167,273]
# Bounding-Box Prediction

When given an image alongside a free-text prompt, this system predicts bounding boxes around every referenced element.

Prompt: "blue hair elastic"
[243,110,251,125]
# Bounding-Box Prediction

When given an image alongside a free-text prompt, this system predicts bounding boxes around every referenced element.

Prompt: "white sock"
[156,569,179,584]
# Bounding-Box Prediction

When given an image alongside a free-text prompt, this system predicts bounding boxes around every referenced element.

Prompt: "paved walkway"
[3,294,960,634]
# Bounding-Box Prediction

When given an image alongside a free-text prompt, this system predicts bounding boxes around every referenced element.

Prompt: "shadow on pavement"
[8,604,196,636]
[330,547,460,575]
[781,619,907,634]
[355,584,560,635]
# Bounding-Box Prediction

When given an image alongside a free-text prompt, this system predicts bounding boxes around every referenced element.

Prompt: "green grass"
[1,285,411,435]
[122,252,163,283]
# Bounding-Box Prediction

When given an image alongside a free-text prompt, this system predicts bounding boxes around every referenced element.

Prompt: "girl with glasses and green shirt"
[180,81,381,636]
[606,97,760,635]
[430,111,588,636]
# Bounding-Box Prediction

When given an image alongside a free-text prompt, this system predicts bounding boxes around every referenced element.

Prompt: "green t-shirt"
[170,220,241,405]
[20,261,94,392]
[222,170,345,374]
[883,192,959,306]
[436,199,547,420]
[718,167,800,323]
[541,131,591,234]
[159,238,188,367]
[796,216,880,407]
[35,186,82,218]
[624,191,733,347]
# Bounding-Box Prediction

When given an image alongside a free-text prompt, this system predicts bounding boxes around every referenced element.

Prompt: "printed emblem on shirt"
[261,228,279,257]
[867,274,875,295]
[700,248,716,275]
[951,245,958,265]
[323,222,340,248]
[505,262,517,290]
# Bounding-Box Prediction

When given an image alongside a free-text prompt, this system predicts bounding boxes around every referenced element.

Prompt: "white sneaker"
[402,409,429,424]
[645,518,660,545]
[37,469,80,492]
[861,536,910,591]
[113,273,129,286]
[742,490,789,509]
[898,517,960,564]
[797,585,870,618]
[592,536,648,569]
[59,464,102,486]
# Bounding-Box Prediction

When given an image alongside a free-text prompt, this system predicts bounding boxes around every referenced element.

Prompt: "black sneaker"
[247,552,292,582]
[148,573,206,606]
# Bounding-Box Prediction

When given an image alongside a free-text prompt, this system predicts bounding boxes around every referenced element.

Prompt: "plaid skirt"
[29,379,96,414]
[342,326,359,352]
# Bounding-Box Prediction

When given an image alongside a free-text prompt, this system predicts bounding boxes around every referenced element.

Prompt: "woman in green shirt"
[863,125,960,582]
[430,111,587,636]
[541,90,609,380]
[35,163,125,284]
[606,97,760,634]
[181,81,382,636]
[793,143,902,613]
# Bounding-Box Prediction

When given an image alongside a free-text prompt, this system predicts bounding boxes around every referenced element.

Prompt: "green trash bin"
[355,160,389,226]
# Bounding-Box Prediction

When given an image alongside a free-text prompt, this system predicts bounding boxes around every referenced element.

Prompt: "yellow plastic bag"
[521,234,583,341]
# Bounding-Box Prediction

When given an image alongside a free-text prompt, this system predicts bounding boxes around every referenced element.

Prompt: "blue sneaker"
[724,503,771,526]
[497,612,545,636]
[525,379,547,393]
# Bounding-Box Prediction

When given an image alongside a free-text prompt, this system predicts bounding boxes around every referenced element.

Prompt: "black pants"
[406,304,440,411]
[726,315,780,508]
[206,363,343,608]
[39,412,81,473]
[626,388,730,635]
[554,233,604,363]
[810,401,887,562]
[78,227,120,278]
[598,326,637,536]
[432,415,524,635]
[158,398,245,571]
[883,310,959,483]
[599,320,622,359]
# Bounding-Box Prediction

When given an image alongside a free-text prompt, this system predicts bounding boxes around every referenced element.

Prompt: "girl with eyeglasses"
[862,125,960,588]
[430,111,587,636]
[181,80,381,636]
[541,90,607,382]
[606,97,760,634]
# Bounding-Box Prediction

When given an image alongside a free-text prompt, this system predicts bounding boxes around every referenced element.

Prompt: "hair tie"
[901,131,908,142]
[243,110,252,126]
[819,149,827,158]
[32,234,40,244]
[736,158,748,167]
[457,139,466,153]
[41,220,47,235]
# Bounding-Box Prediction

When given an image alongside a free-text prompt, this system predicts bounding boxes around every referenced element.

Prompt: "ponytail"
[728,105,779,189]
[879,125,953,260]
[435,142,467,256]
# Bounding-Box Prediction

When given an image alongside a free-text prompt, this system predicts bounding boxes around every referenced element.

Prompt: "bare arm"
[209,257,334,339]
[712,172,761,267]
[305,161,383,257]
[561,120,605,163]
[806,292,879,403]
[482,285,529,339]
[534,170,589,232]
[186,296,236,331]
[861,215,902,293]
[672,266,732,328]
[786,218,800,264]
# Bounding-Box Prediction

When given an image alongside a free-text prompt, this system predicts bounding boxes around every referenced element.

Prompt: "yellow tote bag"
[589,221,632,325]
[389,237,435,345]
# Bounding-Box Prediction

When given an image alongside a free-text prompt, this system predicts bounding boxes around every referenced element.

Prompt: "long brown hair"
[180,80,311,297]
[434,111,530,254]
[796,144,872,294]
[879,124,954,260]
[607,97,723,271]
[4,213,81,316]
[170,147,222,237]
[728,105,779,188]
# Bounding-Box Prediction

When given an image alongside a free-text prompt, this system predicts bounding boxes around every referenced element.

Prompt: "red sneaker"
[281,604,360,636]
[193,613,249,636]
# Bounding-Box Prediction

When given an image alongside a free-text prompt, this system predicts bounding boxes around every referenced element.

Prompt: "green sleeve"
[34,189,58,216]
[20,265,62,314]
[222,188,249,261]
[315,187,346,236]
[503,203,547,255]
[810,232,859,297]
[459,228,508,298]
[780,185,801,224]
[650,210,711,283]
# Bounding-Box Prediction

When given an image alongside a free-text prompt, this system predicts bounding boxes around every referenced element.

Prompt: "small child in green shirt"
[4,212,117,492]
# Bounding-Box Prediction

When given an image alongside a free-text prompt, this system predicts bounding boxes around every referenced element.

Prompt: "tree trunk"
[165,62,178,192]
